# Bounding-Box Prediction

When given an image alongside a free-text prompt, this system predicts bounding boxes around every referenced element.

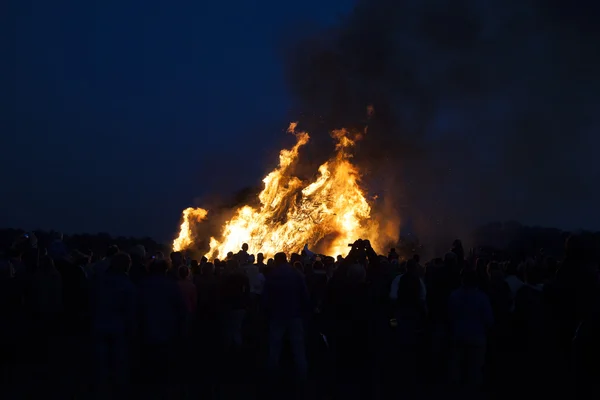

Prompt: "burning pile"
[173,123,383,259]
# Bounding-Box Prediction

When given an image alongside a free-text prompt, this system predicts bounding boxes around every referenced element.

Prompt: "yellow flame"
[173,207,208,251]
[173,123,386,259]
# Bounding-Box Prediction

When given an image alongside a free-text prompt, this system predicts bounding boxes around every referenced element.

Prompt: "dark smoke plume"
[283,0,600,247]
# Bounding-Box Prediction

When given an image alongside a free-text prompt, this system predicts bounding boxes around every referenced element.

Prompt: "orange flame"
[173,123,386,259]
[173,207,208,252]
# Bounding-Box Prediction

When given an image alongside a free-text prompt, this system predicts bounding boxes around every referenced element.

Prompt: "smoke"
[283,0,600,245]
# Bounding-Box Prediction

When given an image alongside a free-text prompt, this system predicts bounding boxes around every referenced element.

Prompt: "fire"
[173,123,383,259]
[173,207,208,252]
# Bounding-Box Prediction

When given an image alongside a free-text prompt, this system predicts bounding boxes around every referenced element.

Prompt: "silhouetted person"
[413,253,425,277]
[91,252,136,390]
[27,254,63,324]
[293,261,304,275]
[0,251,19,379]
[504,259,523,311]
[452,239,465,270]
[388,247,399,262]
[194,262,220,359]
[128,245,148,285]
[513,259,551,394]
[57,250,90,331]
[237,243,249,265]
[262,252,309,381]
[137,259,186,387]
[168,251,184,279]
[389,259,427,386]
[195,263,219,318]
[448,269,493,390]
[487,262,512,322]
[256,252,266,273]
[190,259,200,276]
[306,260,328,313]
[331,261,369,398]
[547,234,600,393]
[48,231,68,261]
[220,259,249,352]
[177,265,197,336]
[92,245,119,279]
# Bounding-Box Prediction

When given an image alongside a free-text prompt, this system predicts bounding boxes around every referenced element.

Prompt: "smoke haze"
[282,0,600,246]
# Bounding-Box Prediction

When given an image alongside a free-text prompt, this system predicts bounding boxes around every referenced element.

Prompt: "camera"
[348,239,370,249]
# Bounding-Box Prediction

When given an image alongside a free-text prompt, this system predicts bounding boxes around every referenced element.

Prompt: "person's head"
[242,243,249,252]
[505,259,519,276]
[247,254,255,265]
[202,262,215,275]
[110,252,132,274]
[257,253,264,264]
[293,261,304,273]
[178,265,190,280]
[313,260,324,271]
[336,255,344,263]
[106,245,120,258]
[200,256,207,264]
[7,247,21,262]
[267,258,275,267]
[149,259,169,275]
[545,256,558,278]
[71,250,90,266]
[226,258,239,271]
[406,259,418,275]
[128,245,146,263]
[170,251,183,267]
[190,259,200,273]
[398,260,407,274]
[461,269,478,288]
[39,255,56,272]
[227,251,234,260]
[565,233,596,265]
[274,252,287,266]
[523,259,544,285]
[22,248,39,270]
[413,254,420,264]
[487,262,503,281]
[290,253,301,265]
[154,251,164,261]
[452,239,463,251]
[475,257,488,274]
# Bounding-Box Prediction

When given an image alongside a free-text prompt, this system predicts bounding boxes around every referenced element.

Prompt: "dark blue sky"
[3,0,355,240]
[3,0,600,243]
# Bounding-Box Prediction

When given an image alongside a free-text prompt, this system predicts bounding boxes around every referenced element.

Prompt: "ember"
[173,123,385,258]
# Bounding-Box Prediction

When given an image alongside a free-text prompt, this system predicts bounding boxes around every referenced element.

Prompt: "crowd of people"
[1,231,599,399]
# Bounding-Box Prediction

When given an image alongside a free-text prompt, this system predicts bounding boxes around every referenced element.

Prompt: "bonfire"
[173,123,383,259]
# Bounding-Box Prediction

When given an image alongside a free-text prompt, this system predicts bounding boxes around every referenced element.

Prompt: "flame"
[173,207,208,252]
[173,123,385,259]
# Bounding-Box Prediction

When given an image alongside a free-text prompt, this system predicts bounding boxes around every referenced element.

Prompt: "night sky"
[3,0,600,243]
[3,0,355,240]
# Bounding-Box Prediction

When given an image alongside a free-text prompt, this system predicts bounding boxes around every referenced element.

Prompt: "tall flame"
[173,207,208,252]
[173,123,382,259]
